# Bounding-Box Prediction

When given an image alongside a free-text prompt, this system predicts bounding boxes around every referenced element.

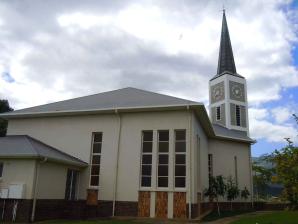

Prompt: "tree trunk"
[216,198,220,216]
[230,201,233,211]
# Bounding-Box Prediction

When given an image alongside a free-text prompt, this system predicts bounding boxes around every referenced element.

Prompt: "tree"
[0,99,13,137]
[264,114,298,207]
[226,176,239,211]
[204,175,226,216]
[252,162,272,199]
[266,145,298,206]
[241,187,250,210]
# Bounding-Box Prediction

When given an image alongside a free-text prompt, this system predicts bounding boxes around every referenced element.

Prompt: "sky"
[0,0,297,157]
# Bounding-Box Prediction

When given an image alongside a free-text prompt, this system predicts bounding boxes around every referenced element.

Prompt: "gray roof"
[212,124,255,143]
[0,135,88,167]
[211,10,243,81]
[2,87,201,117]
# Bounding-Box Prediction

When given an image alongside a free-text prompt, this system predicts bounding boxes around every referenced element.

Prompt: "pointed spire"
[217,10,237,75]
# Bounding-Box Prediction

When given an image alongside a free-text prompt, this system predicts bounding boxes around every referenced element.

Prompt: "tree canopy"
[0,99,13,137]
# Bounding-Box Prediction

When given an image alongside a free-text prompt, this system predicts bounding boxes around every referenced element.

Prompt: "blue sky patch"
[2,72,15,83]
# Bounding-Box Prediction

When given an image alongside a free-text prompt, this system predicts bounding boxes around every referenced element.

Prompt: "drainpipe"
[112,110,122,217]
[187,106,193,219]
[248,145,254,208]
[31,157,47,222]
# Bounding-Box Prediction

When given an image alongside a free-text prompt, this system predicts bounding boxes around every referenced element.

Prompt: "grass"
[202,210,255,222]
[36,220,138,224]
[230,211,298,224]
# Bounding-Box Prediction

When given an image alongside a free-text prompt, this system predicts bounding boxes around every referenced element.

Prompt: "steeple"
[217,10,236,75]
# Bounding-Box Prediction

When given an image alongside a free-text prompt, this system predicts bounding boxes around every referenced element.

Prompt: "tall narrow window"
[175,130,186,188]
[216,106,221,120]
[0,162,3,178]
[157,130,169,188]
[65,169,79,200]
[234,156,238,185]
[141,131,153,187]
[208,154,213,180]
[90,132,102,187]
[236,105,241,126]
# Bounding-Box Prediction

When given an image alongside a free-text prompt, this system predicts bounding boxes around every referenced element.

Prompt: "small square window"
[158,131,169,141]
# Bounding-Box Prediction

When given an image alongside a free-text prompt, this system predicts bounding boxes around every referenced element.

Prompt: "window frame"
[89,132,102,188]
[140,130,153,188]
[216,106,221,121]
[65,169,80,200]
[208,154,213,181]
[0,162,3,179]
[157,130,169,189]
[174,129,186,189]
[235,105,241,126]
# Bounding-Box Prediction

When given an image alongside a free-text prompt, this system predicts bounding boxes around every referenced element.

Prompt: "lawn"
[36,220,139,224]
[231,211,298,224]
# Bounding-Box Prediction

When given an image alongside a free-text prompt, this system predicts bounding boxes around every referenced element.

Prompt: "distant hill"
[252,155,283,197]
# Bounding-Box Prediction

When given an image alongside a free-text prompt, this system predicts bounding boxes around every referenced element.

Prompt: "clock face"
[231,85,243,99]
[213,86,224,101]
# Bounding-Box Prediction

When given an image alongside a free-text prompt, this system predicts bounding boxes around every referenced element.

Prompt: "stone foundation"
[0,198,291,222]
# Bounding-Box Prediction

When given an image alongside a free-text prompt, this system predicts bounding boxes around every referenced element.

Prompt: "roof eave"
[0,103,203,119]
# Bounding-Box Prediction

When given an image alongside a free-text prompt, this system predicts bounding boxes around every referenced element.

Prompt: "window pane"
[158,154,168,164]
[175,177,186,188]
[158,165,168,176]
[175,130,186,141]
[158,177,168,187]
[143,131,153,141]
[143,142,153,153]
[142,155,152,164]
[175,142,186,152]
[93,143,101,153]
[92,155,101,165]
[90,175,99,186]
[0,163,3,177]
[158,142,169,152]
[158,131,169,141]
[175,154,186,164]
[94,133,102,142]
[175,165,186,176]
[142,165,152,176]
[141,176,151,187]
[91,165,100,175]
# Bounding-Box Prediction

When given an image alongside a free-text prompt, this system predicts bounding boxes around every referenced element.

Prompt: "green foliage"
[241,187,250,200]
[266,145,298,205]
[226,176,240,210]
[252,161,273,198]
[263,114,298,206]
[204,175,227,216]
[0,99,13,137]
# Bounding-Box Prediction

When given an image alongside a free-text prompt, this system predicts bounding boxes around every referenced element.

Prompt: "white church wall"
[7,110,194,202]
[0,159,36,199]
[208,139,252,201]
[192,114,209,203]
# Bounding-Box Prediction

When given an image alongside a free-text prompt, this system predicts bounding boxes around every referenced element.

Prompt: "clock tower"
[209,10,249,134]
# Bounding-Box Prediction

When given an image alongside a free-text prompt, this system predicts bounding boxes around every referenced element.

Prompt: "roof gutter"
[0,104,203,119]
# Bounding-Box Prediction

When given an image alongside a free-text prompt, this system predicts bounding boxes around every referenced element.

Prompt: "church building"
[0,11,254,222]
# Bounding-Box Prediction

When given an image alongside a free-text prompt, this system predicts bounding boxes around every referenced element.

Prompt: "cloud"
[271,107,293,124]
[0,0,297,145]
[249,107,298,143]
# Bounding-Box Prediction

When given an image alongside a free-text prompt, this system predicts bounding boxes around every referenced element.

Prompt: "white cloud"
[0,0,297,145]
[249,107,298,143]
[271,107,293,124]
